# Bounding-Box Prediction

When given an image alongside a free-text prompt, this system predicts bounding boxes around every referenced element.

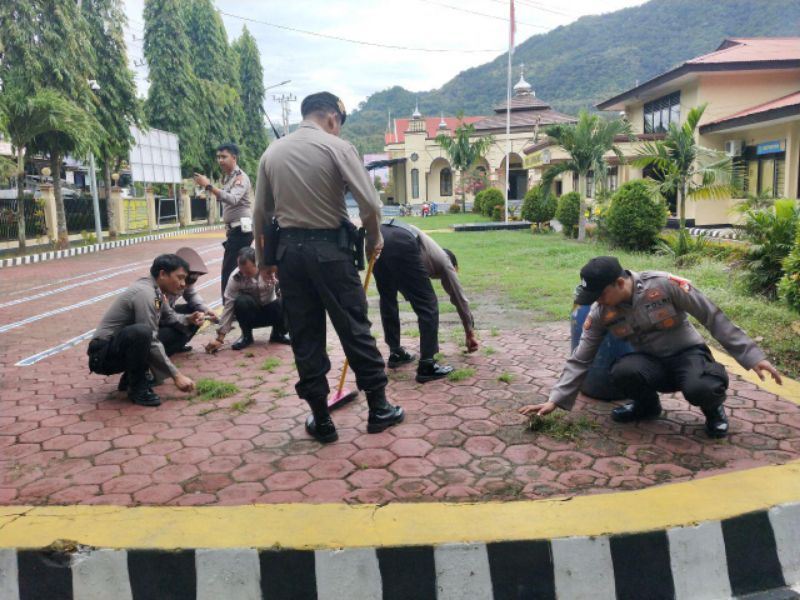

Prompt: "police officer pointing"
[193,143,254,297]
[520,256,782,438]
[254,92,404,444]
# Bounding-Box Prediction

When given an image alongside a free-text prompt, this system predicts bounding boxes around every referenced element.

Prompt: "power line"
[511,0,573,17]
[419,0,550,29]
[217,10,505,53]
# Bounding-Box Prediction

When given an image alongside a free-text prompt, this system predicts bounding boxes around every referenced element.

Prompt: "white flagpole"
[504,0,514,224]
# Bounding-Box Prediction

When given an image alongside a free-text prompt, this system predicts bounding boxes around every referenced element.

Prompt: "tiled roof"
[492,94,551,113]
[700,90,800,134]
[384,116,483,145]
[474,109,576,132]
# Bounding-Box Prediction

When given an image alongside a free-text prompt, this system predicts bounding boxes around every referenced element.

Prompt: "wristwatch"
[205,184,213,192]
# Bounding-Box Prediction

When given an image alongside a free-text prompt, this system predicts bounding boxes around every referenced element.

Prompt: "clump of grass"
[271,387,289,399]
[433,352,446,362]
[261,357,281,372]
[194,379,239,401]
[497,371,513,384]
[527,414,597,441]
[447,367,475,382]
[230,398,255,414]
[402,328,420,338]
[244,351,255,358]
[490,327,499,337]
[483,346,496,355]
[237,361,247,368]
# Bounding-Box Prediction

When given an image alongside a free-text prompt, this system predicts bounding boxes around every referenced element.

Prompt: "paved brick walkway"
[2,234,799,507]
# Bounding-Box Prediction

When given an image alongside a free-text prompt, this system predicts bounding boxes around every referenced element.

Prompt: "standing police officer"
[194,143,253,297]
[254,91,403,444]
[520,256,782,438]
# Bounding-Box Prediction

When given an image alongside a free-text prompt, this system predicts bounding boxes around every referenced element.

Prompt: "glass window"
[607,166,619,192]
[644,92,680,133]
[440,168,452,196]
[744,149,786,198]
[411,168,419,199]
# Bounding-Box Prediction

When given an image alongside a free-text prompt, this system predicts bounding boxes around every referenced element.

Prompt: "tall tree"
[633,104,736,232]
[144,0,203,173]
[82,0,142,238]
[436,121,493,213]
[0,0,96,249]
[232,26,269,176]
[540,111,633,241]
[181,0,245,177]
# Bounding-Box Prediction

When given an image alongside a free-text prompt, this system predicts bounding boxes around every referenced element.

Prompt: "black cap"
[300,92,346,125]
[574,256,625,304]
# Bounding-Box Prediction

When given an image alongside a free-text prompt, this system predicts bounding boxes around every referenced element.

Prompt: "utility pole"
[272,93,297,137]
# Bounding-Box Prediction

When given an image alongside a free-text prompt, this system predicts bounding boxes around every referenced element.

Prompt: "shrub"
[555,192,581,238]
[605,180,669,250]
[778,219,800,312]
[739,199,799,299]
[448,202,461,214]
[521,185,556,229]
[472,189,485,213]
[480,188,504,218]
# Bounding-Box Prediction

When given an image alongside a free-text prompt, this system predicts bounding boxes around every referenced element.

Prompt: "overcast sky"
[123,0,647,124]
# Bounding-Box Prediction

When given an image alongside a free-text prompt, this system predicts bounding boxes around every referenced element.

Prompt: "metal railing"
[0,196,47,242]
[65,195,109,234]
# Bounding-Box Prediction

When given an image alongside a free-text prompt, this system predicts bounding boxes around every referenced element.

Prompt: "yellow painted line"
[1,460,799,550]
[711,349,800,406]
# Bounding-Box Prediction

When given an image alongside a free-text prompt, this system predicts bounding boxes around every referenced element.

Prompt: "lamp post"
[87,79,103,243]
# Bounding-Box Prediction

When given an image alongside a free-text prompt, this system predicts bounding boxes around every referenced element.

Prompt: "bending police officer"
[520,256,782,437]
[254,91,403,444]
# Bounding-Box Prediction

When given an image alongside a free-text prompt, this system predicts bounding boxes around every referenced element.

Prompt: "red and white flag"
[509,0,516,52]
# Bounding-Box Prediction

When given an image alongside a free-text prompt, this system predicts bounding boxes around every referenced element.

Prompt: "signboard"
[129,126,182,184]
[125,199,148,231]
[523,149,550,169]
[756,140,786,156]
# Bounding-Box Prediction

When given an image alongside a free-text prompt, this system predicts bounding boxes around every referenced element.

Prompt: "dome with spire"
[412,100,422,119]
[513,64,533,96]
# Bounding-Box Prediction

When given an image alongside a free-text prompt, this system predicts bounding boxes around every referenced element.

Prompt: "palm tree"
[436,121,493,213]
[0,85,97,251]
[540,110,633,241]
[633,104,737,232]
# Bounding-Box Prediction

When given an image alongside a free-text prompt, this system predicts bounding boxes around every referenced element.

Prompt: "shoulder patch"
[234,176,243,186]
[668,274,692,293]
[645,288,664,301]
[583,315,593,331]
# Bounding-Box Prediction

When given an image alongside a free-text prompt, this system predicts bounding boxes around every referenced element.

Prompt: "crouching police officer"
[88,254,200,406]
[254,91,403,444]
[520,256,782,438]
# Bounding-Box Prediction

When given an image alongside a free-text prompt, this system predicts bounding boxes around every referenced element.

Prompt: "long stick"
[336,251,378,394]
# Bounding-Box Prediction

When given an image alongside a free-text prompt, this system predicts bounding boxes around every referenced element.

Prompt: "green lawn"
[384,221,800,379]
[398,213,486,230]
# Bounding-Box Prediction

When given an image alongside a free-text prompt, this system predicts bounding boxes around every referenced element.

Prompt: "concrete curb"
[0,503,797,599]
[0,225,224,269]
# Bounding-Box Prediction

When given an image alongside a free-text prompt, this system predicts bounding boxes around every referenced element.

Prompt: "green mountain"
[342,0,800,154]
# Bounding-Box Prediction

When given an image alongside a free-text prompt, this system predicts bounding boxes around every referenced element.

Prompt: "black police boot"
[231,329,254,351]
[415,359,454,383]
[128,380,161,407]
[304,396,338,444]
[366,388,404,433]
[611,400,662,423]
[175,345,193,353]
[387,347,417,369]
[269,329,291,345]
[702,404,729,438]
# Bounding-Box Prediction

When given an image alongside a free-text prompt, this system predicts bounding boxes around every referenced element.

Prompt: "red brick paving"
[2,234,800,506]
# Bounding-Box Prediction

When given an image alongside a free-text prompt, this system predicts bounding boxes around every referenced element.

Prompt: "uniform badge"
[155,297,162,311]
[645,288,664,300]
[668,275,692,293]
[234,176,242,186]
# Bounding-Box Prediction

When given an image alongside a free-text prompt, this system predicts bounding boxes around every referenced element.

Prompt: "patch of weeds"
[434,352,446,362]
[447,367,475,382]
[527,414,597,441]
[261,357,281,372]
[497,371,514,384]
[237,361,247,368]
[194,378,239,402]
[280,376,291,383]
[230,398,255,414]
[244,351,255,358]
[388,371,411,381]
[483,346,496,355]
[490,327,499,337]
[402,328,420,338]
[271,387,288,399]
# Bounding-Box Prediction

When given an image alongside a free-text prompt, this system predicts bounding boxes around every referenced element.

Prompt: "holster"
[339,220,366,271]
[263,218,281,265]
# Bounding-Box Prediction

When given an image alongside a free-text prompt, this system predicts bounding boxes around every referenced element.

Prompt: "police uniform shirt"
[92,276,187,378]
[404,223,474,331]
[216,267,278,336]
[166,284,208,313]
[219,166,253,225]
[549,270,767,410]
[253,120,383,265]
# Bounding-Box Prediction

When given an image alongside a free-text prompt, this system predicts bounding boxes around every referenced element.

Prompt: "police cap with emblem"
[301,92,346,125]
[574,256,625,304]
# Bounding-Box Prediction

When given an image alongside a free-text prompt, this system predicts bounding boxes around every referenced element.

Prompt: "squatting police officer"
[520,256,782,438]
[254,91,404,444]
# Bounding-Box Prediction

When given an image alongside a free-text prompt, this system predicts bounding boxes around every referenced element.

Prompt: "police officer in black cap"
[253,91,404,444]
[520,256,782,437]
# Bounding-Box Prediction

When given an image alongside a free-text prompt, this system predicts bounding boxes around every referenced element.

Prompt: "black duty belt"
[281,228,340,242]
